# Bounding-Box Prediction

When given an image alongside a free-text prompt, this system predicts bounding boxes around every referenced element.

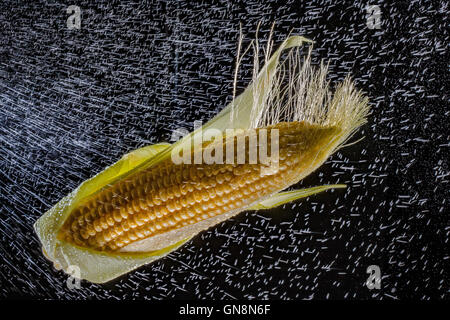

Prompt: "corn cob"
[58,122,339,252]
[34,34,369,283]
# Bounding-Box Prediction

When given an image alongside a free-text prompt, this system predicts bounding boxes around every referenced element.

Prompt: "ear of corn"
[34,34,369,284]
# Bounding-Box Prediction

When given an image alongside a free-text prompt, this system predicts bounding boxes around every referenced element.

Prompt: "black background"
[0,0,448,299]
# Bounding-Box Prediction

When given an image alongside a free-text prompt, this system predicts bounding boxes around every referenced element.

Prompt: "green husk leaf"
[53,236,192,284]
[248,184,347,210]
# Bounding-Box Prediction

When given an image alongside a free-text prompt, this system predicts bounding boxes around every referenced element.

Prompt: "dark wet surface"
[0,0,447,299]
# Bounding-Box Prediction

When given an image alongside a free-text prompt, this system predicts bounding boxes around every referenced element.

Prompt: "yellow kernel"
[194,206,202,214]
[87,226,96,237]
[167,201,176,213]
[71,220,79,232]
[134,214,145,227]
[127,219,137,229]
[80,229,90,240]
[167,218,176,226]
[208,202,216,209]
[106,214,115,227]
[128,231,138,241]
[103,231,112,242]
[113,210,122,223]
[153,195,162,206]
[174,200,182,211]
[193,192,202,203]
[134,229,144,239]
[180,211,188,220]
[180,184,188,195]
